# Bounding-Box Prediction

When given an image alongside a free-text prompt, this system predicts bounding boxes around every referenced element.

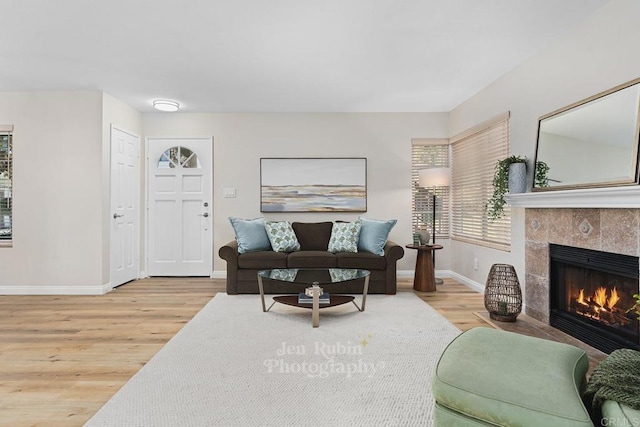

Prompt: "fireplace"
[549,244,640,354]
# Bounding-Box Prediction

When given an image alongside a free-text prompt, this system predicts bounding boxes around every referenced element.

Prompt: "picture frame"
[260,157,367,212]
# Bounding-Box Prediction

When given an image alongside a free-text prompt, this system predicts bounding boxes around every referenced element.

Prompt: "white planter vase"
[417,229,431,245]
[508,162,527,194]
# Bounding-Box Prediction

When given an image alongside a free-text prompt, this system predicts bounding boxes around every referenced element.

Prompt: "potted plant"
[487,156,549,220]
[628,294,640,320]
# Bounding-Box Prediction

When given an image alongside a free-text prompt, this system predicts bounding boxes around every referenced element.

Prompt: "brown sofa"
[218,221,404,295]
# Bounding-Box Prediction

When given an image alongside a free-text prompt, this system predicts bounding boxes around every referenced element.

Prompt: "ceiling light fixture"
[153,99,180,112]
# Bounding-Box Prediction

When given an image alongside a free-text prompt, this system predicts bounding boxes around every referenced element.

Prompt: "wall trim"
[212,270,226,279]
[447,271,485,294]
[0,284,109,295]
[397,269,414,278]
[0,271,483,295]
[506,185,640,208]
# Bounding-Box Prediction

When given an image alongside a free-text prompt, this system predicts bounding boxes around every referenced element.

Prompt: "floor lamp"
[418,167,451,285]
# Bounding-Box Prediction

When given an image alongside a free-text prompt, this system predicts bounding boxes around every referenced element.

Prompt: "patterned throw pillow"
[265,221,301,253]
[328,221,361,253]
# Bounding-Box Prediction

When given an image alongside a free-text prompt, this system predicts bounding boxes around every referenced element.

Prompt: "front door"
[147,138,213,276]
[110,126,140,287]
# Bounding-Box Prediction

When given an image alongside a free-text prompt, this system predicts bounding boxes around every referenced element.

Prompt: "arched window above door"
[158,146,200,169]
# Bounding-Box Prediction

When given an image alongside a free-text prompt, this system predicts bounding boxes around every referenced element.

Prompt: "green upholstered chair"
[432,327,593,426]
[601,400,640,427]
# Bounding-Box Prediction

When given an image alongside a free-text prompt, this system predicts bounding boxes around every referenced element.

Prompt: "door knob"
[113,213,124,219]
[198,212,209,218]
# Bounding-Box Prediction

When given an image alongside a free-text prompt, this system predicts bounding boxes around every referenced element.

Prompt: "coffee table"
[257,268,370,327]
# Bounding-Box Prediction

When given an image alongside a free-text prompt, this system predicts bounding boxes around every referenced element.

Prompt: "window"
[158,146,200,169]
[451,113,511,250]
[0,125,13,245]
[411,140,450,238]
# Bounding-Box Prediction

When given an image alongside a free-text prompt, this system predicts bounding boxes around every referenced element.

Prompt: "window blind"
[450,114,511,251]
[411,140,450,238]
[0,126,13,243]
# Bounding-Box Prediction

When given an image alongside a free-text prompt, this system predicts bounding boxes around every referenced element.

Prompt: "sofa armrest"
[218,241,240,294]
[382,241,404,294]
[383,240,404,262]
[218,240,239,266]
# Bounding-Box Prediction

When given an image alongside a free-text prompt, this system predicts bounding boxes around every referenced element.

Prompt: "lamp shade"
[419,167,451,188]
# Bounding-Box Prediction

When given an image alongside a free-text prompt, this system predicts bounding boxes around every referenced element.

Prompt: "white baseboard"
[397,270,414,278]
[400,269,483,293]
[0,271,484,295]
[399,270,451,279]
[447,271,485,294]
[0,284,110,295]
[211,270,226,279]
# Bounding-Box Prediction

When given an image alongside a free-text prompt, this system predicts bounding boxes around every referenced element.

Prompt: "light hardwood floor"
[0,277,484,426]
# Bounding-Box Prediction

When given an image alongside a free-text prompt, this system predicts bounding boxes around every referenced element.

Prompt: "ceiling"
[0,0,609,113]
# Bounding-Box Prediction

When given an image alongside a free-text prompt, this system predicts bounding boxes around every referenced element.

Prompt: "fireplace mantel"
[506,185,640,209]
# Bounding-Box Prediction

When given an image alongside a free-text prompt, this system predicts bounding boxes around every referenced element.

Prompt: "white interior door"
[147,138,212,276]
[110,126,140,287]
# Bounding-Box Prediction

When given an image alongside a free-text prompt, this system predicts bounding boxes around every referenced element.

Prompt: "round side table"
[405,244,444,292]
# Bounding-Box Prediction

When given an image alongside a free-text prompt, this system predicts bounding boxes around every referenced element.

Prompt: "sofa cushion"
[292,221,333,251]
[265,221,300,252]
[228,217,272,253]
[602,400,640,427]
[433,328,592,427]
[328,221,361,253]
[237,251,288,269]
[336,252,386,270]
[287,251,337,268]
[358,217,397,256]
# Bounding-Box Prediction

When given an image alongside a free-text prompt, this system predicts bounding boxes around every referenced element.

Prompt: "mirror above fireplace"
[533,78,640,191]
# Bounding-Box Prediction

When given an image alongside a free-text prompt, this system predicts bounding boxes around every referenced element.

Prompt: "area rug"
[86,292,460,426]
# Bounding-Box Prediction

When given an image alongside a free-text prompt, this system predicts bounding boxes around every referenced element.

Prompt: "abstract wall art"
[260,158,367,212]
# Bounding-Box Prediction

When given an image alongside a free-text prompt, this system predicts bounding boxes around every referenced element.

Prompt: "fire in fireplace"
[549,244,640,354]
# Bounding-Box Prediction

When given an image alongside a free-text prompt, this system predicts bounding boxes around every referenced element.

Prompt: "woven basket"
[484,264,522,322]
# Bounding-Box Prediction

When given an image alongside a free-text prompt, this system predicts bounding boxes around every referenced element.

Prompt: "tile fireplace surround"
[525,208,640,323]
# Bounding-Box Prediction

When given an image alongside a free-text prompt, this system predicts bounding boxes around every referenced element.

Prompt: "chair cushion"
[292,222,333,251]
[433,327,592,427]
[601,400,640,427]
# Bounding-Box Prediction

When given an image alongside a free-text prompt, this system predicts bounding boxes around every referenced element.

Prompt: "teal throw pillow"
[265,221,301,252]
[328,221,361,253]
[358,217,397,256]
[228,217,272,254]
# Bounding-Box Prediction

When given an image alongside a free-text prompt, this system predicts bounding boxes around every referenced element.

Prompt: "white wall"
[142,113,449,274]
[448,0,640,288]
[0,91,104,293]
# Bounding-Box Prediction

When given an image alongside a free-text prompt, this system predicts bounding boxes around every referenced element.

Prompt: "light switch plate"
[223,187,236,198]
